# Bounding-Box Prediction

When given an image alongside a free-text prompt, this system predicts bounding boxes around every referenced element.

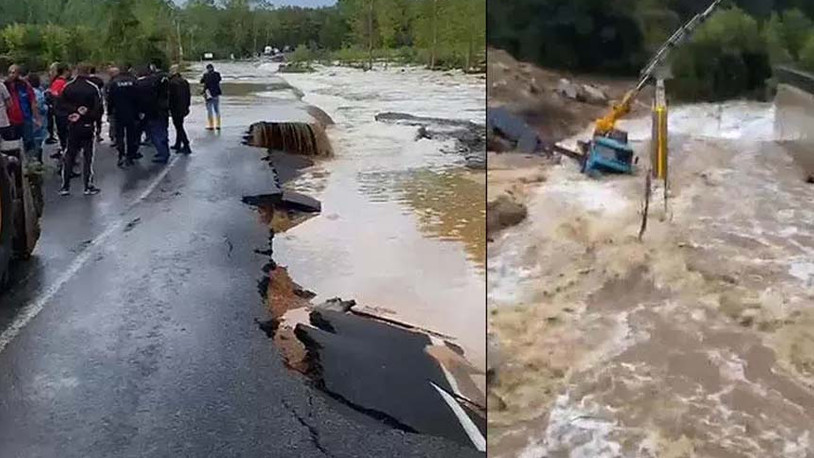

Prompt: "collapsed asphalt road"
[0,92,480,457]
[240,116,486,450]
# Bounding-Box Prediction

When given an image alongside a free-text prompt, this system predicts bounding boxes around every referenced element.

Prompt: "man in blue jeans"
[135,66,170,163]
[200,63,222,130]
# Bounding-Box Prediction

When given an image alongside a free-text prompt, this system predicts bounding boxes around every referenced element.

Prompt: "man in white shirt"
[0,83,12,141]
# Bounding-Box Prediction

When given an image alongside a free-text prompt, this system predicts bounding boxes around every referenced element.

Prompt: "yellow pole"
[652,79,668,181]
[656,106,666,179]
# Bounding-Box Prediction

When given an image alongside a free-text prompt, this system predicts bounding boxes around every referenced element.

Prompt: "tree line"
[0,0,486,73]
[489,0,814,101]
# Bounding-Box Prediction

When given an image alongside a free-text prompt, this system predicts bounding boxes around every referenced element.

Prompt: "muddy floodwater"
[274,66,487,368]
[188,62,486,370]
[489,99,814,457]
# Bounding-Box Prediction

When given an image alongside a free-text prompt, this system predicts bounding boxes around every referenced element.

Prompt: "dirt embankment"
[486,48,649,239]
[487,48,648,141]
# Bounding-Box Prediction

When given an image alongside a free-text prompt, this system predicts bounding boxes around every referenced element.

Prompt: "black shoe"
[152,157,169,164]
[84,186,100,196]
[171,144,181,151]
[180,147,192,155]
[117,157,127,168]
[96,136,103,143]
[45,137,58,145]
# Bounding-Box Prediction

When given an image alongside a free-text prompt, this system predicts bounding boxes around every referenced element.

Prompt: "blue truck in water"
[579,134,636,177]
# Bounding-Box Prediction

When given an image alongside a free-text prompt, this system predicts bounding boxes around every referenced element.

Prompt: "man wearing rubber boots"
[59,64,102,196]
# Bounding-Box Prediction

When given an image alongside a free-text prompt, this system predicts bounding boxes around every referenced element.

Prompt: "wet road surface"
[0,80,479,457]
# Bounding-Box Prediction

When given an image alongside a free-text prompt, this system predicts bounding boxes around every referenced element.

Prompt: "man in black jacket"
[108,66,140,167]
[200,63,222,130]
[135,65,171,164]
[59,63,102,196]
[168,64,191,154]
[105,66,119,145]
[88,66,105,143]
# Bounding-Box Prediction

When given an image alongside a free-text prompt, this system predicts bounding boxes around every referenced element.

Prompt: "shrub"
[800,33,814,72]
[288,44,314,63]
[669,7,772,101]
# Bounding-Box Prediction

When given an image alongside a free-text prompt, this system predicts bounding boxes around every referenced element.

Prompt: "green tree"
[764,12,793,64]
[671,7,771,100]
[801,33,814,72]
[41,24,70,63]
[779,8,813,60]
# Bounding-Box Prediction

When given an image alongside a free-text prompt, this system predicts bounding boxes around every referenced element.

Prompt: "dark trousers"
[108,114,116,142]
[171,114,189,149]
[137,117,148,144]
[114,116,140,160]
[55,115,69,151]
[0,125,14,141]
[146,116,170,160]
[61,124,95,191]
[47,105,56,139]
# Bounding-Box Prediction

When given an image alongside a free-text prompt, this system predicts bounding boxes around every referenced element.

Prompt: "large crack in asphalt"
[240,113,486,451]
[281,397,334,457]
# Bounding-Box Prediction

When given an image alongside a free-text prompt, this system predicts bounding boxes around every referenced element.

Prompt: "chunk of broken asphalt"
[281,191,321,213]
[293,309,484,448]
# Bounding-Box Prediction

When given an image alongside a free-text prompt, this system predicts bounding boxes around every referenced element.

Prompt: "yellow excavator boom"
[594,89,636,135]
[591,0,723,137]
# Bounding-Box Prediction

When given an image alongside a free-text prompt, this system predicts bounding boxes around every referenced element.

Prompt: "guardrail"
[775,66,814,94]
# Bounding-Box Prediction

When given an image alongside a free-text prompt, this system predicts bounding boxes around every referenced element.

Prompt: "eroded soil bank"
[488,63,814,456]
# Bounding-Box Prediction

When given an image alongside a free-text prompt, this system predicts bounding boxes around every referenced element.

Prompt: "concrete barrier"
[774,67,814,177]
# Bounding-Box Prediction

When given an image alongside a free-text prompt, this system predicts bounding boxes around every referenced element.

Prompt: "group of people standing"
[1,62,223,197]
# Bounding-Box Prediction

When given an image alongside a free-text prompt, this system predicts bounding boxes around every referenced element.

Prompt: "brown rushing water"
[489,101,814,457]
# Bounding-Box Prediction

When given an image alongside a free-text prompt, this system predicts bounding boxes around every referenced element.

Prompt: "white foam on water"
[520,393,622,458]
[789,261,814,287]
[619,101,776,142]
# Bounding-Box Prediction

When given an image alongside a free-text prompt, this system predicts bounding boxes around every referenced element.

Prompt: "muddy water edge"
[193,63,487,450]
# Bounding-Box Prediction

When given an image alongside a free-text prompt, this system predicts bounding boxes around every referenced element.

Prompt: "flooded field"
[488,99,814,456]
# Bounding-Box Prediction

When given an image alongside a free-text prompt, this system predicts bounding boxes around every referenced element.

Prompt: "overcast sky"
[174,0,336,7]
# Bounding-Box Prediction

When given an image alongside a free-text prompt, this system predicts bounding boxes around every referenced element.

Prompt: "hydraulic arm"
[593,0,724,136]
